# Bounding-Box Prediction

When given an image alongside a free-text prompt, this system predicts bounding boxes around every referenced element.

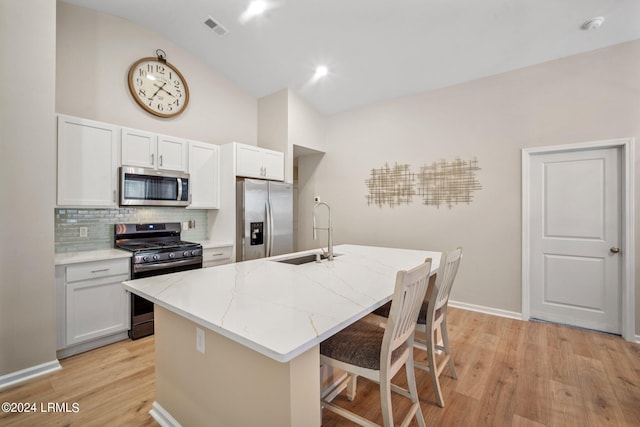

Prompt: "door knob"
[610,247,620,254]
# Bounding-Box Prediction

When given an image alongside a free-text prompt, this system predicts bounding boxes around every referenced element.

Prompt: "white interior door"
[528,147,622,334]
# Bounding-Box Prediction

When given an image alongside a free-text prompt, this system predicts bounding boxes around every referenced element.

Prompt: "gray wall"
[0,0,58,375]
[298,40,640,333]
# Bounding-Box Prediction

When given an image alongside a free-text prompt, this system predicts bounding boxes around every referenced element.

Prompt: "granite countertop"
[55,249,132,266]
[123,244,440,363]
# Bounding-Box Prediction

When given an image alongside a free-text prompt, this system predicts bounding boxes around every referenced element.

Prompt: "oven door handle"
[133,257,202,273]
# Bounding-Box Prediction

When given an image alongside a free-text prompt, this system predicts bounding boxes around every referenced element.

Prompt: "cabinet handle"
[160,155,163,167]
[211,252,224,256]
[91,268,110,274]
[113,190,116,203]
[151,153,155,165]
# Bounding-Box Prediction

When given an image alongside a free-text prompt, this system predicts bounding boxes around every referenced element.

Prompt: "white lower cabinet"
[203,245,233,268]
[57,258,130,357]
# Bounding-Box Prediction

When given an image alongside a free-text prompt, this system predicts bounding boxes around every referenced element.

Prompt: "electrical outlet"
[196,327,205,354]
[182,222,189,231]
[79,227,88,238]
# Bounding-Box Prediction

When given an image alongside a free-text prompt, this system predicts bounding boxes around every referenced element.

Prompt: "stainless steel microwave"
[120,167,191,207]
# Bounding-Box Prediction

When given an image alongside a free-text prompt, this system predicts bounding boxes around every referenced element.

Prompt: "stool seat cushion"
[320,320,407,370]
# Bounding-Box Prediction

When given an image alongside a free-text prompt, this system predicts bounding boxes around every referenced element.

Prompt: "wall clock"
[128,49,189,118]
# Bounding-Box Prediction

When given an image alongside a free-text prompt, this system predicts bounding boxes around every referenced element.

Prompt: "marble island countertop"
[123,244,440,363]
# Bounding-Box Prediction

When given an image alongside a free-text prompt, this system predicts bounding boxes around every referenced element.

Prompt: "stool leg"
[380,371,393,427]
[347,374,358,401]
[406,356,426,427]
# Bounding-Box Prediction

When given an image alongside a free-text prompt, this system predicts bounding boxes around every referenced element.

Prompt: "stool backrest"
[381,258,432,367]
[432,248,463,312]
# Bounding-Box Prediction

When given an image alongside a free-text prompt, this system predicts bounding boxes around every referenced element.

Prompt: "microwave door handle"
[177,178,183,201]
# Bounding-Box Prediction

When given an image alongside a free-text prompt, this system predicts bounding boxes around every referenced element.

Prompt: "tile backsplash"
[55,207,208,253]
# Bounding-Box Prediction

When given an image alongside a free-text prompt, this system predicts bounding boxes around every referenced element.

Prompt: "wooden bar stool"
[320,259,432,427]
[370,247,462,408]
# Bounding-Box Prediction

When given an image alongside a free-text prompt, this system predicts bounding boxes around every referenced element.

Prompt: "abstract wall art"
[365,162,415,208]
[365,157,482,209]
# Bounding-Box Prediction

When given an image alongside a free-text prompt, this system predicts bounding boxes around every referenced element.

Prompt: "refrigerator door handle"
[265,200,271,257]
[266,198,275,257]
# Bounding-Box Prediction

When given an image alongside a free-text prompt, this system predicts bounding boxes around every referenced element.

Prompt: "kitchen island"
[123,244,440,427]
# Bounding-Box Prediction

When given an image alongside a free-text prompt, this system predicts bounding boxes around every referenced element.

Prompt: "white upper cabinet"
[158,135,188,171]
[120,127,155,168]
[188,141,220,209]
[235,143,284,181]
[57,115,119,207]
[121,127,187,172]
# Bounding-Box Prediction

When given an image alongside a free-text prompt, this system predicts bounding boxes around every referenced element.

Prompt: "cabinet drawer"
[203,246,232,266]
[66,259,130,282]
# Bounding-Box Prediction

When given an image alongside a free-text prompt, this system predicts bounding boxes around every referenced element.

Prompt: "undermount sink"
[273,252,341,265]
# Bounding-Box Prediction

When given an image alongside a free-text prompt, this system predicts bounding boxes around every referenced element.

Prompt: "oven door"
[120,166,190,207]
[129,256,202,340]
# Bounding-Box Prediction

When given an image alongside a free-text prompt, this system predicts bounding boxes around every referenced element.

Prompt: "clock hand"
[154,83,175,98]
[148,82,166,100]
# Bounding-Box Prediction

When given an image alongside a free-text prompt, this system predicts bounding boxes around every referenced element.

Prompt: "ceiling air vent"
[203,16,229,37]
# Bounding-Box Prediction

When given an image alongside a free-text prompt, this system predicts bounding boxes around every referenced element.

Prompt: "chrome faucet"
[312,202,333,260]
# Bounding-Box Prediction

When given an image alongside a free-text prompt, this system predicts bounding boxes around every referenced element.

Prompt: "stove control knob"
[143,256,150,262]
[169,253,176,259]
[153,254,160,261]
[183,251,189,257]
[191,250,198,256]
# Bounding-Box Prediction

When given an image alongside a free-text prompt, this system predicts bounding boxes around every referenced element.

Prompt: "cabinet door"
[158,135,188,171]
[236,144,264,178]
[121,127,157,168]
[188,141,220,209]
[262,149,285,181]
[203,245,232,267]
[66,274,130,345]
[57,115,119,207]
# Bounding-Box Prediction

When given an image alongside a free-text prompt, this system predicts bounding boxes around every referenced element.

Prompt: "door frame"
[521,138,636,341]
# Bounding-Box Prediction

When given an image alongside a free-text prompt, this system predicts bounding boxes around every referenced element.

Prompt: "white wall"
[0,0,57,376]
[258,89,290,181]
[56,2,257,146]
[299,40,640,332]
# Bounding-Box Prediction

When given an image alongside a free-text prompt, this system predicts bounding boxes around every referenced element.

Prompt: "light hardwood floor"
[1,308,639,426]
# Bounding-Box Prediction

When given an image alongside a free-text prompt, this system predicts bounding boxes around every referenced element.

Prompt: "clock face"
[128,57,189,118]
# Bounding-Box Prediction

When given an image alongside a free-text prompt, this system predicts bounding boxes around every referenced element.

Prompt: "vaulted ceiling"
[62,0,640,114]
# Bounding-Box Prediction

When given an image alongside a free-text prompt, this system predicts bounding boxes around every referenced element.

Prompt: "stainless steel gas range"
[115,222,202,339]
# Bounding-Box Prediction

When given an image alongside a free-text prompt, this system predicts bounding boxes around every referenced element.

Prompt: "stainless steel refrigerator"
[236,179,293,261]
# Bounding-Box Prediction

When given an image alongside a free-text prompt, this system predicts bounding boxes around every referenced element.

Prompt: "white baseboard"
[0,360,61,390]
[150,401,182,427]
[448,300,522,320]
[449,302,640,344]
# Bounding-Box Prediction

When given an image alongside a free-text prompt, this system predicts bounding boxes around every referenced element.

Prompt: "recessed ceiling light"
[247,1,267,16]
[314,65,329,79]
[581,16,604,31]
